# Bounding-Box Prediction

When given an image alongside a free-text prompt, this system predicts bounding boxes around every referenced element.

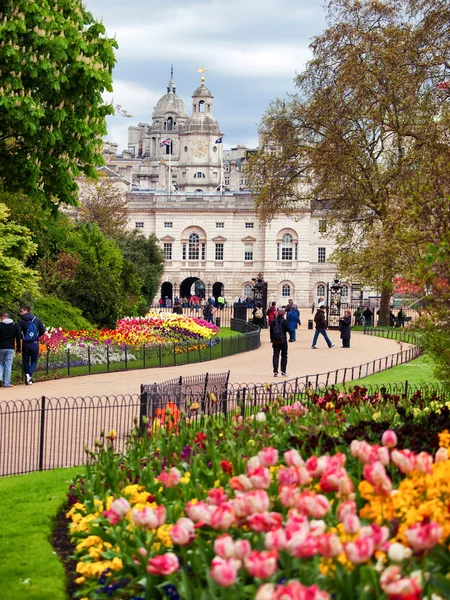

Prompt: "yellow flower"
[180,472,191,484]
[75,576,85,585]
[438,429,450,448]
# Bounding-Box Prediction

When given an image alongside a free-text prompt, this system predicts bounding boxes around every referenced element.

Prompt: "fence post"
[125,345,128,370]
[107,345,110,371]
[88,346,91,374]
[139,388,148,434]
[38,396,46,471]
[143,344,146,369]
[404,380,409,397]
[67,348,70,376]
[46,347,49,375]
[159,343,162,367]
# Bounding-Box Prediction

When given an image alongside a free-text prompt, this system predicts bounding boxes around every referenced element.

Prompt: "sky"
[84,0,328,152]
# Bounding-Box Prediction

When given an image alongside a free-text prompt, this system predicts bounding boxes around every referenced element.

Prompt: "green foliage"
[0,0,117,208]
[0,203,39,306]
[33,296,94,330]
[114,231,164,305]
[77,175,129,237]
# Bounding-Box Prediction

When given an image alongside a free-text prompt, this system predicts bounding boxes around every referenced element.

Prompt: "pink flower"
[185,500,213,525]
[309,519,327,537]
[345,537,375,563]
[370,445,390,466]
[343,513,361,535]
[381,430,398,449]
[295,492,330,518]
[157,467,181,487]
[169,518,196,545]
[229,474,254,492]
[246,455,262,472]
[380,565,422,599]
[103,497,130,524]
[131,505,166,529]
[415,452,433,475]
[289,534,318,558]
[391,449,416,473]
[337,500,357,522]
[360,524,390,549]
[279,484,297,507]
[210,505,236,530]
[210,556,241,587]
[435,447,448,462]
[350,440,373,464]
[320,466,347,493]
[273,581,330,600]
[255,583,276,600]
[214,535,236,559]
[404,521,442,551]
[244,550,278,579]
[363,461,388,486]
[265,528,288,551]
[234,539,252,559]
[305,455,318,474]
[258,447,279,467]
[337,475,354,498]
[316,533,343,558]
[284,449,304,467]
[248,466,272,489]
[247,511,283,532]
[147,552,179,575]
[207,487,228,505]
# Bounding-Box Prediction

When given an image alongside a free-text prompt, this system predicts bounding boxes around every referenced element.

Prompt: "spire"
[167,64,176,93]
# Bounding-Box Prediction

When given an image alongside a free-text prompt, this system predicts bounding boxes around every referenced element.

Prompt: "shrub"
[33,296,94,330]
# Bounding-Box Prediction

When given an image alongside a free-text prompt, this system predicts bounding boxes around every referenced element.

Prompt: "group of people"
[0,306,46,388]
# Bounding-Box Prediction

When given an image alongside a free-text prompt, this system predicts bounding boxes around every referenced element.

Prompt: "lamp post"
[253,272,268,312]
[327,278,342,329]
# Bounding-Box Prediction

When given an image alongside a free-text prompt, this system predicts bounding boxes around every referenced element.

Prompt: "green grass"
[346,353,437,387]
[0,467,79,600]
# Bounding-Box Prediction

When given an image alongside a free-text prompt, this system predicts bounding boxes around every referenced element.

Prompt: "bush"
[33,296,94,330]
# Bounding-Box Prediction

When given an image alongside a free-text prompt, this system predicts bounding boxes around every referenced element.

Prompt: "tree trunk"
[378,287,392,327]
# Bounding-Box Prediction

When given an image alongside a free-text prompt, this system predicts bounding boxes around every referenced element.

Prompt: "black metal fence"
[1,343,424,476]
[11,319,260,384]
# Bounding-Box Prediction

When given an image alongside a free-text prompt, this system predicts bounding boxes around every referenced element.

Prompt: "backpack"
[203,306,210,318]
[23,317,39,342]
[272,318,284,344]
[255,307,263,319]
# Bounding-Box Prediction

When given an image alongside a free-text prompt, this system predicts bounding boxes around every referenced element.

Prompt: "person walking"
[252,302,265,328]
[266,301,277,325]
[19,305,46,385]
[311,304,334,349]
[270,308,290,377]
[286,306,301,341]
[362,307,373,327]
[339,309,352,348]
[0,312,21,388]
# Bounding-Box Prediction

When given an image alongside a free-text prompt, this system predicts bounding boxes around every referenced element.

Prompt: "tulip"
[337,500,357,522]
[404,521,442,551]
[248,466,272,489]
[391,449,416,473]
[103,497,130,524]
[435,446,449,462]
[264,528,288,551]
[186,500,213,525]
[279,484,297,507]
[284,449,304,467]
[381,430,398,449]
[309,519,327,537]
[258,447,279,467]
[207,487,228,506]
[415,452,433,475]
[210,505,236,530]
[296,492,330,518]
[380,565,422,599]
[363,461,388,486]
[132,506,164,530]
[316,533,343,558]
[247,511,283,532]
[289,534,318,558]
[360,524,389,549]
[388,542,411,562]
[255,583,276,600]
[234,539,252,559]
[255,412,267,422]
[147,552,179,575]
[169,518,196,545]
[157,467,181,487]
[244,550,278,579]
[345,537,375,563]
[246,455,262,472]
[229,474,254,492]
[343,513,361,535]
[210,556,241,587]
[337,475,354,498]
[214,535,236,559]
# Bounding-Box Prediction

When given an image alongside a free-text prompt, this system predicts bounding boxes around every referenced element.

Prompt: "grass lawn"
[346,353,437,387]
[0,467,79,600]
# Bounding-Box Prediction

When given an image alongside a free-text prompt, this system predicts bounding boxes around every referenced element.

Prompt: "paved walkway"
[1,328,411,400]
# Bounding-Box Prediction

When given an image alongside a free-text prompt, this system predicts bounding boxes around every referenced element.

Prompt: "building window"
[194,172,205,178]
[201,243,206,260]
[225,177,230,185]
[167,117,173,131]
[282,284,291,297]
[244,244,253,261]
[188,233,199,260]
[281,233,293,260]
[215,243,224,261]
[245,222,254,228]
[182,244,186,260]
[163,243,172,260]
[318,219,327,233]
[318,247,326,263]
[216,222,224,228]
[341,285,349,298]
[135,222,144,229]
[164,222,173,228]
[165,142,173,155]
[243,283,253,298]
[317,284,326,298]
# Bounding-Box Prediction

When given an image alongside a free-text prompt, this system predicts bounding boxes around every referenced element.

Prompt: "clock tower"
[177,73,224,192]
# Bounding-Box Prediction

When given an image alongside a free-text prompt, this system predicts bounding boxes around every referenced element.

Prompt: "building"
[105,70,354,307]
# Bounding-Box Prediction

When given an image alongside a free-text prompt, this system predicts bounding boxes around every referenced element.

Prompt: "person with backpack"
[203,300,215,324]
[252,302,265,328]
[311,304,334,349]
[0,312,21,388]
[19,305,46,385]
[270,308,290,377]
[266,301,278,325]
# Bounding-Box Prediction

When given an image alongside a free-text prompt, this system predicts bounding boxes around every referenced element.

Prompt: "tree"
[0,203,39,306]
[114,231,165,306]
[0,0,117,208]
[247,0,450,323]
[76,175,129,237]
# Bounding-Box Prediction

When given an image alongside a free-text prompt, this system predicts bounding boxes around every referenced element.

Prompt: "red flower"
[220,460,233,475]
[194,432,207,445]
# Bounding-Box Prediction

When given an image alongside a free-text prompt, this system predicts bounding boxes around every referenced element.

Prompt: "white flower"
[388,542,411,562]
[255,412,267,423]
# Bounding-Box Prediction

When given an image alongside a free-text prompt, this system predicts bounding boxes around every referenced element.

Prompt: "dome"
[153,92,187,118]
[192,85,213,98]
[183,112,220,134]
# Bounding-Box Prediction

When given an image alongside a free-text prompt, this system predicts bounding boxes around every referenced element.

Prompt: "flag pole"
[220,140,223,196]
[168,140,171,195]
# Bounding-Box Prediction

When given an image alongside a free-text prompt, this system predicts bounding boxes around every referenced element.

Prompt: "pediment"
[241,235,257,242]
[212,235,227,242]
[160,235,175,242]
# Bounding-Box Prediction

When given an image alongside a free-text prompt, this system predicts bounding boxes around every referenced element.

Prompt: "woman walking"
[339,309,352,348]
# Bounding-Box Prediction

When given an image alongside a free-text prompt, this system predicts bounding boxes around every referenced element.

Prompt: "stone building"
[104,70,356,307]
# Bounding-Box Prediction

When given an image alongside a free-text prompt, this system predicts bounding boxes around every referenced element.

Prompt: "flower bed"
[65,391,450,600]
[39,314,219,367]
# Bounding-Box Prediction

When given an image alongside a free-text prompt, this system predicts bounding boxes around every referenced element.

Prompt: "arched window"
[281,234,293,260]
[277,230,298,261]
[243,283,253,297]
[341,285,349,299]
[282,284,291,297]
[199,100,205,113]
[188,233,200,260]
[316,284,325,298]
[194,172,205,178]
[167,117,173,131]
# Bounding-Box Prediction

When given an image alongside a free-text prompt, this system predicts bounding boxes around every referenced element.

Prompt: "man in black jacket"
[270,308,290,377]
[19,306,46,385]
[311,305,334,349]
[0,312,21,388]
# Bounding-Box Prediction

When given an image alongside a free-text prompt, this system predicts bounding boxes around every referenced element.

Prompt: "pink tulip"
[264,528,288,551]
[186,500,213,525]
[210,505,236,530]
[229,474,254,492]
[350,440,373,464]
[381,430,398,449]
[404,521,442,551]
[132,506,165,529]
[363,461,388,486]
[157,467,181,487]
[370,445,390,466]
[247,511,283,532]
[103,497,130,524]
[309,519,327,537]
[147,552,180,575]
[316,533,343,558]
[320,466,347,493]
[391,449,416,473]
[207,487,228,505]
[289,534,318,558]
[295,492,330,518]
[279,484,297,507]
[435,447,449,462]
[169,518,196,545]
[248,466,272,489]
[258,447,279,467]
[244,550,278,579]
[210,556,241,587]
[359,524,389,549]
[234,539,252,559]
[337,500,357,522]
[415,452,433,474]
[284,449,304,467]
[305,455,318,474]
[255,583,276,600]
[343,513,361,535]
[273,581,330,600]
[246,489,271,513]
[214,535,235,559]
[246,455,262,472]
[345,537,375,563]
[285,512,309,541]
[380,566,422,599]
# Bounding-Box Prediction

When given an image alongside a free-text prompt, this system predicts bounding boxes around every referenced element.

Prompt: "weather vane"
[197,66,207,84]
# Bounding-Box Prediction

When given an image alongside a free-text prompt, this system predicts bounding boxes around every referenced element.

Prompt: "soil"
[52,505,77,600]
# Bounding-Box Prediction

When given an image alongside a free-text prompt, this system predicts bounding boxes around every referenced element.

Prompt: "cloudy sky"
[84,0,328,152]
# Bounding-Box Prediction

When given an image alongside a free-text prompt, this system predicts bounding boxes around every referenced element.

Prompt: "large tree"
[247,0,450,323]
[0,0,116,208]
[76,175,129,237]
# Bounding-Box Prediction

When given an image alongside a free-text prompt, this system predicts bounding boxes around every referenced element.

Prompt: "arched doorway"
[212,282,224,302]
[160,282,173,304]
[180,277,206,299]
